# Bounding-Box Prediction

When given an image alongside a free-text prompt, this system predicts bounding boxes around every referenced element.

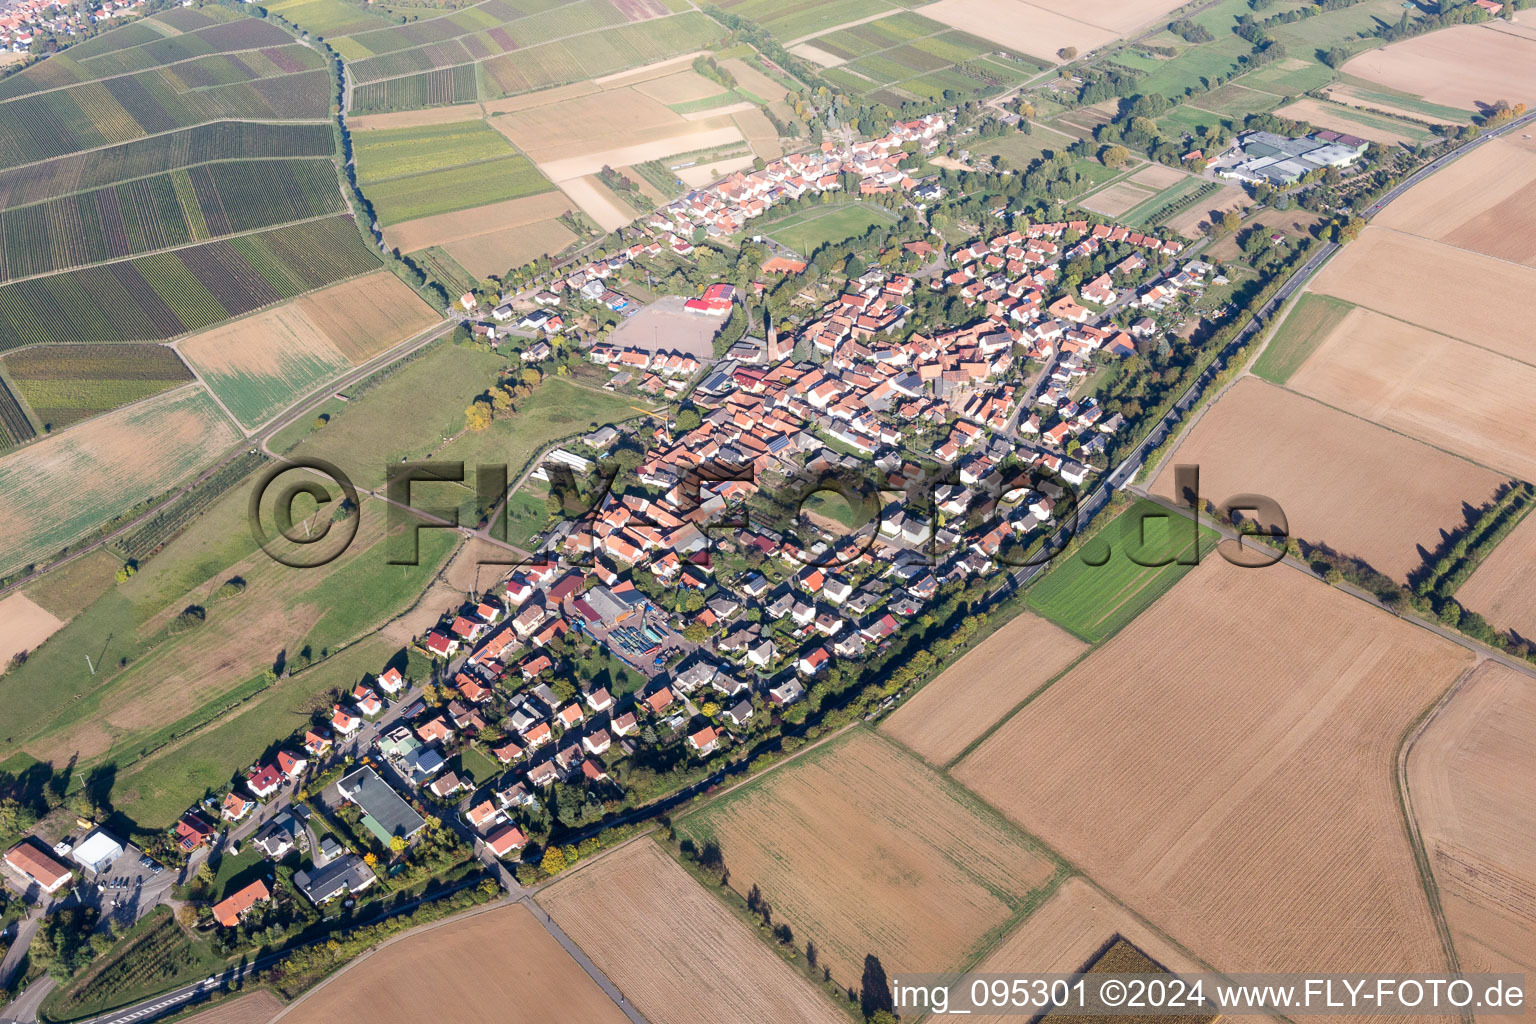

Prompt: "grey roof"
[338,767,425,843]
[294,854,376,904]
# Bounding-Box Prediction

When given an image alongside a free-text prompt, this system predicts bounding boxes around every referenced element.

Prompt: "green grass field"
[762,202,898,254]
[355,120,519,183]
[193,346,349,430]
[364,152,555,227]
[1026,499,1217,643]
[966,124,1078,169]
[1252,293,1355,384]
[286,343,510,489]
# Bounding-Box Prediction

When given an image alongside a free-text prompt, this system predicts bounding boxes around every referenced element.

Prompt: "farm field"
[0,121,337,211]
[178,271,437,428]
[2,343,194,431]
[1285,306,1536,482]
[919,0,1117,60]
[1455,512,1536,640]
[1251,292,1355,384]
[1150,377,1503,582]
[1079,180,1155,217]
[674,729,1059,985]
[1407,660,1536,1001]
[279,904,629,1024]
[1310,229,1536,362]
[0,386,239,579]
[0,157,346,282]
[1341,19,1536,110]
[761,202,899,254]
[0,374,35,449]
[355,120,555,226]
[1024,498,1216,644]
[178,991,284,1024]
[0,592,64,676]
[383,190,574,258]
[0,215,382,349]
[966,124,1079,169]
[1274,97,1430,145]
[880,610,1085,766]
[1372,137,1536,268]
[543,840,847,1024]
[955,557,1474,986]
[442,212,577,276]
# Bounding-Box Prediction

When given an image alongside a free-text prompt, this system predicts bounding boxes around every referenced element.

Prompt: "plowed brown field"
[954,558,1473,998]
[881,610,1085,766]
[279,904,629,1024]
[1407,660,1536,1018]
[542,841,846,1024]
[675,729,1057,985]
[1150,377,1502,581]
[1455,510,1536,643]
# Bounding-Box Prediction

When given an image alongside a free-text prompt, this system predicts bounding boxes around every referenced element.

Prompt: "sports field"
[762,202,898,254]
[1024,499,1216,644]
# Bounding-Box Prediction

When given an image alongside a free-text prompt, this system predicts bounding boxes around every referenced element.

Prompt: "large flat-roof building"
[337,766,426,845]
[70,829,125,876]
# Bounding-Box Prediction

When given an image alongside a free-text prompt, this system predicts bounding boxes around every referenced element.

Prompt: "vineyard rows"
[337,0,566,55]
[73,17,295,78]
[5,342,195,430]
[161,44,327,91]
[481,13,724,98]
[0,120,335,212]
[0,157,343,282]
[0,215,379,349]
[0,64,331,170]
[0,375,36,450]
[350,63,476,114]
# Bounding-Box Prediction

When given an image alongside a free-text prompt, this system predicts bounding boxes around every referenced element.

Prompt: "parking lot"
[57,847,175,925]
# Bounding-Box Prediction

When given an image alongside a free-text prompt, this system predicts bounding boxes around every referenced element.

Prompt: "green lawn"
[288,343,510,490]
[457,744,501,786]
[436,378,653,521]
[503,484,550,550]
[967,124,1078,169]
[1026,499,1217,643]
[762,202,899,254]
[209,845,266,899]
[1252,293,1355,384]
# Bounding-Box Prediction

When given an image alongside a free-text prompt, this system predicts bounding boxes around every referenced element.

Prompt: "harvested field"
[494,89,729,166]
[1311,229,1536,360]
[677,153,755,187]
[791,42,846,66]
[179,991,283,1024]
[1456,512,1536,639]
[443,218,577,277]
[280,904,630,1024]
[348,103,482,131]
[1372,139,1536,268]
[295,271,440,362]
[1151,378,1503,582]
[732,106,782,160]
[1286,306,1536,481]
[632,69,724,104]
[955,557,1474,988]
[609,296,720,358]
[675,729,1058,985]
[0,387,240,578]
[920,0,1115,60]
[543,841,847,1024]
[0,592,64,674]
[1128,162,1186,189]
[1341,22,1536,109]
[383,191,574,253]
[1080,180,1154,216]
[1160,181,1251,236]
[1032,0,1189,35]
[1274,97,1418,145]
[558,175,638,232]
[1407,661,1536,999]
[880,610,1085,766]
[968,879,1210,1024]
[1322,82,1468,126]
[533,122,743,181]
[178,304,349,428]
[722,57,792,110]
